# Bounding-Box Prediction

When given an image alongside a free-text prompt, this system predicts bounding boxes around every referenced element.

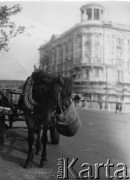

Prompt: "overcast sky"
[0,0,130,80]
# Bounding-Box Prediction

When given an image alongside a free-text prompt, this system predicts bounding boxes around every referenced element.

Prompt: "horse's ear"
[58,74,64,86]
[71,74,76,81]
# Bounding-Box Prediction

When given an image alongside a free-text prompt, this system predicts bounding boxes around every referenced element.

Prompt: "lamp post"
[105,65,108,110]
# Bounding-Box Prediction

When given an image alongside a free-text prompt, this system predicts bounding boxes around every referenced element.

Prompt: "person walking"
[119,103,122,113]
[115,102,119,113]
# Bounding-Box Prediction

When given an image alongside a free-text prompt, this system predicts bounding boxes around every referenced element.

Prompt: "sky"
[0,0,130,80]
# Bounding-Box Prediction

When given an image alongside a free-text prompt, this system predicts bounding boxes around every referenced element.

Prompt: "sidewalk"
[76,105,130,114]
[0,125,57,180]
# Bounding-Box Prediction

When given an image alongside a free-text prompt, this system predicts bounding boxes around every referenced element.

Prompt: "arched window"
[94,34,100,58]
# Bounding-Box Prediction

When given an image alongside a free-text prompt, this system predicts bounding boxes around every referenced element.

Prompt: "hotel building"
[39,3,130,111]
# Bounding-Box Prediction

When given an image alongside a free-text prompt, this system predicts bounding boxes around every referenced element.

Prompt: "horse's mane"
[32,70,58,86]
[61,77,73,98]
[31,70,60,109]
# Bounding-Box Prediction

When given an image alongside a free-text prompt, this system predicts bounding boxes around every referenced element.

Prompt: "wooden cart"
[0,88,60,144]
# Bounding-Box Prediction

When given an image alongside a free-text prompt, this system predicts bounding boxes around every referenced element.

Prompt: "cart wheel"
[5,124,9,130]
[50,123,60,144]
[9,115,14,129]
[0,115,5,144]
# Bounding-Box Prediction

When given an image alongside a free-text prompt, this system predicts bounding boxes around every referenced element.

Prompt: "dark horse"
[19,70,75,168]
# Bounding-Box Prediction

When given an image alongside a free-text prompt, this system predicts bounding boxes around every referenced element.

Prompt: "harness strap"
[23,76,42,110]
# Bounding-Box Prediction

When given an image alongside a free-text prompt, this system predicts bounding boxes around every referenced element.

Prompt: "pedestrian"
[99,101,102,110]
[115,102,119,113]
[73,94,81,107]
[119,103,122,113]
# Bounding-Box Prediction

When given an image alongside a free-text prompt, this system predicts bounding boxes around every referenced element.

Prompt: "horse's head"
[31,70,80,137]
[55,74,81,137]
[31,70,75,111]
[56,74,76,114]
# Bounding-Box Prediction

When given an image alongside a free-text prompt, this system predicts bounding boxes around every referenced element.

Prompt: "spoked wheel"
[49,121,60,145]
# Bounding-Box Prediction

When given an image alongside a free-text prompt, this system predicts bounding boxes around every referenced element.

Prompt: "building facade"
[39,3,130,111]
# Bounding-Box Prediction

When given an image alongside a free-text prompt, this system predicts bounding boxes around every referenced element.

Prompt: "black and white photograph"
[0,0,130,179]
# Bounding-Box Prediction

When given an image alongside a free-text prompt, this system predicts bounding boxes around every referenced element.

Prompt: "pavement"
[0,123,57,180]
[0,109,130,180]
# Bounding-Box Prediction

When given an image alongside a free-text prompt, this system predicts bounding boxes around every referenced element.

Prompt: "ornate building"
[39,3,130,111]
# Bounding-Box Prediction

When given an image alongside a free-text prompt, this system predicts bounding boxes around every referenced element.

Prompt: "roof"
[39,21,130,50]
[80,3,105,11]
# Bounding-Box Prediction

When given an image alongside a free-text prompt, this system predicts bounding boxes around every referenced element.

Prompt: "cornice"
[39,21,130,50]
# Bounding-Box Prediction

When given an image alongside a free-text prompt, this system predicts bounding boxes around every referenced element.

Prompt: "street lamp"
[105,65,108,110]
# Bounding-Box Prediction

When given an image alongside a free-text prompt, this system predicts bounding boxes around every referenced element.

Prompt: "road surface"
[0,109,130,180]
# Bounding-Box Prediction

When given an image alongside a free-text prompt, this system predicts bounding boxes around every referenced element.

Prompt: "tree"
[0,4,25,51]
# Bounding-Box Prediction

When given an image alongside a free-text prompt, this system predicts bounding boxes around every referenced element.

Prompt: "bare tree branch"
[0,4,25,51]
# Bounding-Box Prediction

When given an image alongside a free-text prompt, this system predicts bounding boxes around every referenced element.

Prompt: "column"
[73,34,78,63]
[82,34,85,63]
[91,34,94,63]
[81,9,84,22]
[92,8,94,20]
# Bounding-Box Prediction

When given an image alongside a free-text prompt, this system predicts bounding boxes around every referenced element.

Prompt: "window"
[84,93,91,100]
[128,40,130,49]
[78,71,81,79]
[117,38,123,46]
[95,69,99,77]
[85,40,91,49]
[121,71,123,81]
[128,49,130,62]
[78,38,82,49]
[86,8,92,20]
[117,71,120,82]
[85,54,90,63]
[116,47,123,58]
[86,70,89,79]
[117,71,123,82]
[81,10,84,14]
[94,9,100,20]
[94,35,100,57]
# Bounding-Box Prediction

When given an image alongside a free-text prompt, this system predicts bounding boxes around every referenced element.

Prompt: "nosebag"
[55,102,81,137]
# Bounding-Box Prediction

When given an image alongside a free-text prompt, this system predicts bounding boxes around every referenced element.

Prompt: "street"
[0,109,130,180]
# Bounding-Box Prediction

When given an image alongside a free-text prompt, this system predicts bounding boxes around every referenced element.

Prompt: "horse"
[18,70,76,168]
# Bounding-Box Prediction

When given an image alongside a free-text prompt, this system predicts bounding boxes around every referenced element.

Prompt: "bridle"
[57,86,73,114]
